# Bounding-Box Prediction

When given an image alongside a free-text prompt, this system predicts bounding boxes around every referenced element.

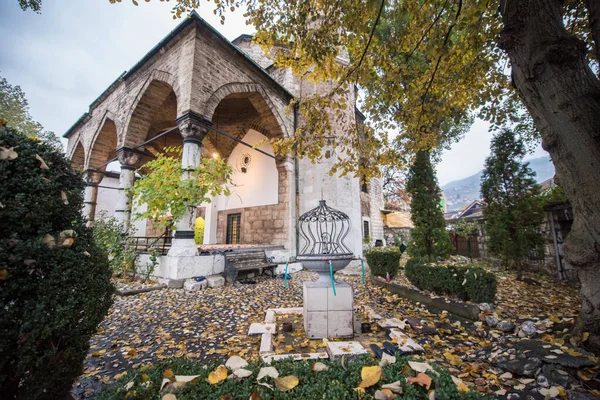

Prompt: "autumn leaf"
[35,154,49,169]
[274,375,299,392]
[61,238,74,247]
[312,362,328,372]
[0,146,18,160]
[207,365,228,385]
[163,369,174,379]
[382,381,403,394]
[162,394,177,400]
[257,367,279,381]
[359,365,382,388]
[407,372,432,390]
[43,234,56,248]
[226,355,248,371]
[374,388,396,400]
[451,376,469,392]
[582,332,590,342]
[0,269,8,280]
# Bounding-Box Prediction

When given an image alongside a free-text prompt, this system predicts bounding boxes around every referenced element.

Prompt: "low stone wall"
[371,276,480,321]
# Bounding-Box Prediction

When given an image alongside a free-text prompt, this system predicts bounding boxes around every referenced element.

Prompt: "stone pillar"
[167,112,210,257]
[115,147,143,231]
[276,156,297,257]
[83,169,105,225]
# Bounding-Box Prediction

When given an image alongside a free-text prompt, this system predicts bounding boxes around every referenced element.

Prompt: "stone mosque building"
[64,12,384,282]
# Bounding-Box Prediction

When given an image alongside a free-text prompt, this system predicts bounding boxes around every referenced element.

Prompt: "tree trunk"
[499,0,600,354]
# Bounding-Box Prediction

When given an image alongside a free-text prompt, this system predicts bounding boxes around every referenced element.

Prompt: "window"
[361,176,368,193]
[226,213,241,244]
[363,220,370,239]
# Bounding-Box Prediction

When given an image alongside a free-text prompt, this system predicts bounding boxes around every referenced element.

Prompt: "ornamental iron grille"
[298,200,352,256]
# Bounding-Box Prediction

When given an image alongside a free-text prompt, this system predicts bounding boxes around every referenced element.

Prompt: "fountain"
[297,200,355,338]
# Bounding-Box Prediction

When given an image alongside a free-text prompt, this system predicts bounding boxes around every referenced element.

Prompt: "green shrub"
[366,246,401,278]
[93,211,138,276]
[0,128,114,399]
[97,355,486,400]
[405,259,496,303]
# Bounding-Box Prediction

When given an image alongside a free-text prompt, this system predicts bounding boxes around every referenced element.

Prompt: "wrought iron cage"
[298,200,352,256]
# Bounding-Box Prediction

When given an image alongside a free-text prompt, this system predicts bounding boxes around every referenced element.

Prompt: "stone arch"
[203,82,289,138]
[88,112,119,170]
[69,140,85,171]
[121,70,180,147]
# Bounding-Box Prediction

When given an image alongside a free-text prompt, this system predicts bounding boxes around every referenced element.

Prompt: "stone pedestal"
[303,281,354,339]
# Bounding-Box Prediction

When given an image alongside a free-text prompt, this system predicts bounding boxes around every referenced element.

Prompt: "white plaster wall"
[94,174,147,235]
[217,129,278,211]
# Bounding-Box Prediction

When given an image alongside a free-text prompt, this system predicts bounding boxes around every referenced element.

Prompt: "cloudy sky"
[0,0,547,186]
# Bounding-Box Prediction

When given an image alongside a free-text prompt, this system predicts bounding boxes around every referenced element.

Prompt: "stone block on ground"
[264,309,276,323]
[326,341,368,360]
[157,278,185,288]
[183,279,207,292]
[262,352,328,364]
[206,275,225,288]
[303,282,354,338]
[259,332,273,354]
[389,329,424,353]
[274,262,303,275]
[378,318,407,330]
[248,323,276,335]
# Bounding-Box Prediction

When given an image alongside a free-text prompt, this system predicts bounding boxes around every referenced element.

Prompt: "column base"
[167,238,199,257]
[303,282,354,339]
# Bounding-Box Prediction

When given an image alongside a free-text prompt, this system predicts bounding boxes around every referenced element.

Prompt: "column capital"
[84,169,105,185]
[116,147,144,169]
[176,111,212,145]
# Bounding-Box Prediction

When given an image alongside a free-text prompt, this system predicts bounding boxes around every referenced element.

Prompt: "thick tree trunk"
[499,0,600,353]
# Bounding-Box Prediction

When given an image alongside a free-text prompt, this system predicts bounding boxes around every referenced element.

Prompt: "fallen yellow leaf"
[207,365,228,385]
[359,365,383,388]
[274,375,299,392]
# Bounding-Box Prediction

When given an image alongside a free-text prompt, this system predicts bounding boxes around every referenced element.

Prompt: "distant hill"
[442,156,555,212]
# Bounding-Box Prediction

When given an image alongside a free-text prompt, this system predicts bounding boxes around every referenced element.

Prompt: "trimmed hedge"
[0,128,114,399]
[98,355,486,400]
[366,246,401,278]
[405,258,497,303]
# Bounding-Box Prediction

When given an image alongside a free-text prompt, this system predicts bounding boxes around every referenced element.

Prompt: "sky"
[0,0,548,186]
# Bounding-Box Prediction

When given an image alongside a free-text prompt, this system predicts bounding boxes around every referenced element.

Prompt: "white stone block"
[265,250,292,264]
[378,318,407,330]
[304,311,328,339]
[303,284,328,312]
[248,323,276,335]
[327,311,354,337]
[155,254,225,280]
[207,275,225,288]
[259,333,273,354]
[326,341,368,360]
[274,262,303,275]
[327,284,353,311]
[271,307,303,315]
[388,329,424,353]
[261,352,328,364]
[184,280,207,292]
[264,310,276,323]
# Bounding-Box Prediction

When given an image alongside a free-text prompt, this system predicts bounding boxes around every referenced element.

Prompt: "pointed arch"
[121,70,181,147]
[69,140,86,171]
[203,82,289,138]
[88,111,119,170]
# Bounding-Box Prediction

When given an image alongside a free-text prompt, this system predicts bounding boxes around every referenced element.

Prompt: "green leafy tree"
[0,75,62,151]
[481,129,545,281]
[131,147,232,232]
[406,150,453,261]
[0,127,112,399]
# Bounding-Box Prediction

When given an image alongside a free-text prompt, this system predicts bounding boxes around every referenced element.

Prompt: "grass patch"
[98,355,486,400]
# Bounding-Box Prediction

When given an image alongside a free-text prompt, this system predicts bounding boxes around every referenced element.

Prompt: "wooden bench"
[224,249,277,282]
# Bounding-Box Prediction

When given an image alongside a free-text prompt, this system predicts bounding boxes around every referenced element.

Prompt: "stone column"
[276,156,297,257]
[167,112,210,257]
[115,147,143,231]
[83,169,105,226]
[203,196,219,245]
